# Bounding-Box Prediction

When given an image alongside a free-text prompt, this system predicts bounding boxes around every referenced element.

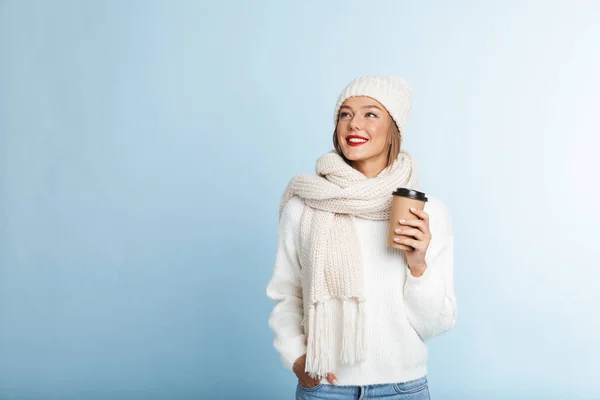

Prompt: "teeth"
[348,138,367,143]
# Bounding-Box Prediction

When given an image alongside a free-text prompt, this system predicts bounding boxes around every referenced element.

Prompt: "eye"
[339,112,351,118]
[366,112,378,118]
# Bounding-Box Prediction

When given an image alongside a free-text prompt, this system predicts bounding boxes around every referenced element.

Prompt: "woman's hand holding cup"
[394,207,432,277]
[387,189,431,277]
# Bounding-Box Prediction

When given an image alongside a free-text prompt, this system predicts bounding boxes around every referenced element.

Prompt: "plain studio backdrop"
[1,1,599,399]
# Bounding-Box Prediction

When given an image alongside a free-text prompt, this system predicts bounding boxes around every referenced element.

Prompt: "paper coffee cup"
[387,188,428,251]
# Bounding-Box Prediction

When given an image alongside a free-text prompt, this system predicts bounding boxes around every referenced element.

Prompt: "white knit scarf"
[279,149,421,378]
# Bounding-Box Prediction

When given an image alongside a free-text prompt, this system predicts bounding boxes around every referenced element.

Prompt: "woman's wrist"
[408,262,427,277]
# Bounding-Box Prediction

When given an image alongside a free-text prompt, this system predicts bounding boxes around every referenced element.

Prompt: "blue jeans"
[295,376,430,399]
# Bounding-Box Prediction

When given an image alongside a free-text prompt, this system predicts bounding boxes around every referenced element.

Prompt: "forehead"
[340,96,385,109]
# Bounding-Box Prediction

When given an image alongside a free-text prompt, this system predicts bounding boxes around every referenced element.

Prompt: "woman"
[267,76,457,399]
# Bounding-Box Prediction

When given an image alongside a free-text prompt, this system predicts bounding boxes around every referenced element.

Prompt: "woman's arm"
[266,196,307,371]
[403,201,457,341]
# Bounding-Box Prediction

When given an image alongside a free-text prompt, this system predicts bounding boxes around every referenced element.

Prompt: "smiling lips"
[346,135,369,147]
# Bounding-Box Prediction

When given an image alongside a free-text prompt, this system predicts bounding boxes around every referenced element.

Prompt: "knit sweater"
[266,194,457,386]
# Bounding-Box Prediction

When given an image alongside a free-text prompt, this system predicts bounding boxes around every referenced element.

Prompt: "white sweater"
[266,194,457,386]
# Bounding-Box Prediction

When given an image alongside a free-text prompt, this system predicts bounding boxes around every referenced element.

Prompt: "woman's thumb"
[326,373,338,386]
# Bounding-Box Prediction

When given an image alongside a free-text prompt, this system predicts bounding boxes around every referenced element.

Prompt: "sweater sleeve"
[403,199,457,341]
[266,196,306,371]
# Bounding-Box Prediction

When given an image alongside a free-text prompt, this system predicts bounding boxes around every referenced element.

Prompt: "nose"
[349,115,362,131]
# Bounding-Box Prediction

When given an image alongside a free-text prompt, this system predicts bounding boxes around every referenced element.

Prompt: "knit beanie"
[333,76,412,136]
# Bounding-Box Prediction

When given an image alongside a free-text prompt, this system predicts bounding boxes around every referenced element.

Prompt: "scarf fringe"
[341,299,365,365]
[306,299,365,378]
[305,302,331,379]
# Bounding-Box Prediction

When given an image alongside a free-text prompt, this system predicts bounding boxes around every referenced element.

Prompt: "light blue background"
[1,1,599,399]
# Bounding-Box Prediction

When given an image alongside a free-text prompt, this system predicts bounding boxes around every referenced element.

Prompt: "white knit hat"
[334,76,412,135]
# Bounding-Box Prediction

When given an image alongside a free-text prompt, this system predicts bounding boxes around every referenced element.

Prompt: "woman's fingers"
[409,208,430,224]
[394,236,426,251]
[398,218,426,231]
[399,215,431,236]
[394,227,424,240]
[327,372,338,385]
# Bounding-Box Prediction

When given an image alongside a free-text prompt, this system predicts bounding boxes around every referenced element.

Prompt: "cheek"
[366,122,389,141]
[335,124,346,141]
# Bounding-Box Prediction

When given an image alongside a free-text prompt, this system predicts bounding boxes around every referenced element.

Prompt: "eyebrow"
[340,104,383,111]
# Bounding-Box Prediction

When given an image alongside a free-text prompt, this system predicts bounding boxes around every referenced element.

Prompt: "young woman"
[267,76,457,399]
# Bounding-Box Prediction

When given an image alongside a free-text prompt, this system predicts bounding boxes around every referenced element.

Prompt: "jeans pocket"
[392,376,429,395]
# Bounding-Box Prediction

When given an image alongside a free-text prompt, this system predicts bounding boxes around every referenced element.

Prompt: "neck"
[350,156,388,178]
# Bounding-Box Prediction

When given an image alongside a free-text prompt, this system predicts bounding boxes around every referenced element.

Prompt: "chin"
[342,147,388,165]
[342,148,373,162]
[344,154,368,162]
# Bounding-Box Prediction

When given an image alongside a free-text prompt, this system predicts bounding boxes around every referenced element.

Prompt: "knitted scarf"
[279,149,421,378]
